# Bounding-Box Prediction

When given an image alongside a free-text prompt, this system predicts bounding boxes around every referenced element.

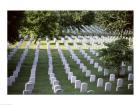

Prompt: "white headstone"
[105,82,112,92]
[90,59,94,64]
[75,80,81,89]
[128,84,133,90]
[85,70,91,77]
[97,78,104,87]
[53,85,61,93]
[71,76,76,84]
[94,62,99,68]
[50,77,56,84]
[90,75,96,82]
[128,66,132,72]
[117,78,123,87]
[23,90,32,94]
[104,69,109,76]
[98,66,103,72]
[68,72,73,80]
[82,66,87,72]
[25,82,34,91]
[128,73,133,81]
[109,74,115,81]
[80,82,88,93]
[53,80,59,86]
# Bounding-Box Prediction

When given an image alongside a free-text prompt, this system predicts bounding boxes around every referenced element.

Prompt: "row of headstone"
[68,36,107,76]
[47,39,63,94]
[8,38,33,86]
[60,41,90,93]
[23,40,40,94]
[8,35,29,61]
[65,36,133,93]
[56,41,85,92]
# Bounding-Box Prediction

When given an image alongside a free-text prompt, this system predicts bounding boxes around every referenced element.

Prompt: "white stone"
[25,82,34,91]
[65,67,70,74]
[128,73,133,81]
[80,82,88,93]
[23,90,32,94]
[109,74,115,81]
[90,75,96,82]
[117,78,123,87]
[97,78,104,87]
[50,77,56,84]
[128,66,132,72]
[75,80,81,89]
[13,70,19,78]
[94,62,99,68]
[85,70,91,77]
[98,66,103,72]
[96,52,99,56]
[53,80,59,86]
[104,69,109,76]
[128,84,133,90]
[80,63,84,69]
[71,76,76,84]
[68,72,73,80]
[53,85,61,93]
[105,82,112,92]
[90,59,94,64]
[82,66,87,72]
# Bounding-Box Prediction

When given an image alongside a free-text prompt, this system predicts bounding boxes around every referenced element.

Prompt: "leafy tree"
[8,11,25,43]
[95,11,133,35]
[100,38,133,77]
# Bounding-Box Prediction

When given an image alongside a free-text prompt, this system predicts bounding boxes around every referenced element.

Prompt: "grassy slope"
[8,40,133,94]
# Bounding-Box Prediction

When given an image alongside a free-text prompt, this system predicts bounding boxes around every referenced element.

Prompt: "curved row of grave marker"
[8,38,33,86]
[8,35,29,61]
[46,38,63,94]
[63,36,133,92]
[23,40,40,94]
[56,41,90,93]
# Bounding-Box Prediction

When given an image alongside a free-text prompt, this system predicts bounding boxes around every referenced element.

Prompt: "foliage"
[95,11,133,32]
[100,38,133,73]
[8,11,25,43]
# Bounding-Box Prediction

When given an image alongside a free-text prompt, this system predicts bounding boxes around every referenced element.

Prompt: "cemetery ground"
[8,38,133,95]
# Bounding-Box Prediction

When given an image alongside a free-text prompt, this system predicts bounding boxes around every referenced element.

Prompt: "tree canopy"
[8,11,133,43]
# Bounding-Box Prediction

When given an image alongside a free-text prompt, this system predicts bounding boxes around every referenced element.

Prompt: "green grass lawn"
[7,40,133,95]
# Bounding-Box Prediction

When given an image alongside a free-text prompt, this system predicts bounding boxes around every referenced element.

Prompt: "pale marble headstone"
[94,62,99,68]
[82,66,87,72]
[128,84,133,90]
[25,82,34,91]
[50,77,56,84]
[80,82,88,93]
[128,66,132,72]
[85,70,91,77]
[75,80,81,89]
[128,73,133,81]
[109,74,115,81]
[90,59,94,64]
[97,78,104,87]
[23,90,32,94]
[98,66,103,72]
[117,78,123,87]
[80,63,84,69]
[105,82,112,92]
[53,80,59,86]
[53,85,61,93]
[68,72,73,80]
[71,76,76,84]
[90,75,96,82]
[104,69,109,76]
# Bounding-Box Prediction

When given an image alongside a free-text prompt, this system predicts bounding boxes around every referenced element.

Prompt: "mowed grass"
[8,40,133,94]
